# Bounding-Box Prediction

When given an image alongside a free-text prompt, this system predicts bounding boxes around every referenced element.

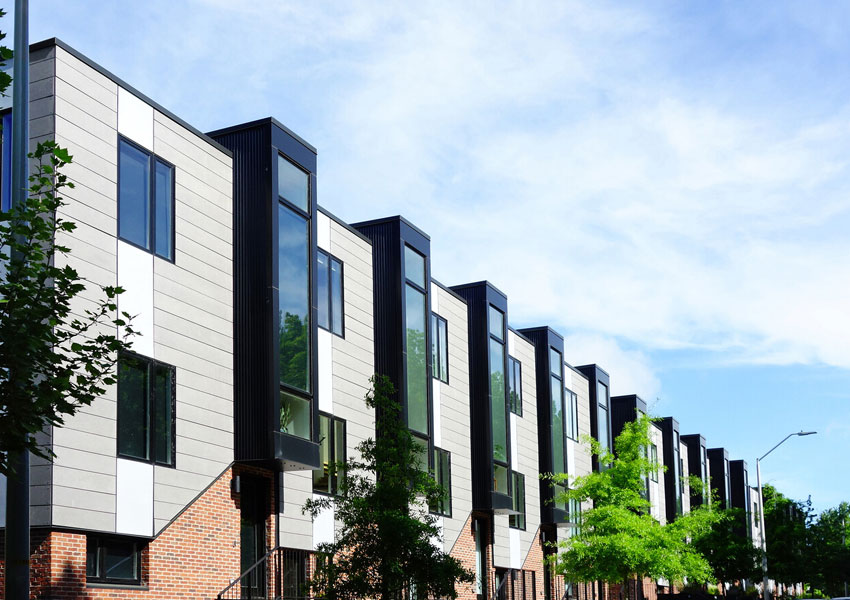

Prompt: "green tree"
[806,502,849,597]
[762,484,812,588]
[693,507,762,583]
[303,375,474,600]
[0,36,135,474]
[550,414,720,596]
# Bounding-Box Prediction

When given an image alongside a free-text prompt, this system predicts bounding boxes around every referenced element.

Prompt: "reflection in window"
[431,313,448,383]
[490,337,507,464]
[596,381,610,454]
[317,250,344,336]
[430,447,451,516]
[314,414,346,494]
[509,472,526,529]
[86,536,142,584]
[278,204,310,393]
[508,357,522,416]
[565,388,579,440]
[278,155,309,213]
[117,354,174,466]
[650,444,659,482]
[280,391,311,439]
[406,285,428,434]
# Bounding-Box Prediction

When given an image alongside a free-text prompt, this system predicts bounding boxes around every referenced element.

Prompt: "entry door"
[240,477,268,599]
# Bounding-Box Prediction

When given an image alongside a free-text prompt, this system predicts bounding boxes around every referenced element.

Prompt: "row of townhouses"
[0,39,762,600]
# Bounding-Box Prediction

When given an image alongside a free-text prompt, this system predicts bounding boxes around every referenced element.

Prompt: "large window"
[117,353,174,467]
[278,155,312,439]
[509,472,526,530]
[489,305,509,495]
[430,447,452,516]
[118,137,174,260]
[404,246,428,436]
[508,356,522,416]
[650,444,659,482]
[86,536,142,585]
[431,313,448,383]
[596,381,610,455]
[314,414,346,495]
[317,250,344,337]
[550,347,568,510]
[673,431,682,515]
[565,388,579,441]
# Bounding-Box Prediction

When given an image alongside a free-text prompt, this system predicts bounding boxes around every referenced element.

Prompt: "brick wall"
[0,465,278,600]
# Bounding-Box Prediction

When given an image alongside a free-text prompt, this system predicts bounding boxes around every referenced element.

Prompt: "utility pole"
[5,1,30,599]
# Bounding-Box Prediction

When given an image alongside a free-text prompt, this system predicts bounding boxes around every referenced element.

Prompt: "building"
[707,447,732,509]
[0,36,763,600]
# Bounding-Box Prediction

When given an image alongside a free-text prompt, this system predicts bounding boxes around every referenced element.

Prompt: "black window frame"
[403,244,430,442]
[509,471,526,530]
[117,135,176,262]
[116,351,176,468]
[313,413,347,495]
[508,356,522,416]
[317,249,345,338]
[85,535,144,586]
[565,387,579,441]
[430,446,452,517]
[650,443,659,482]
[430,312,449,384]
[488,304,510,495]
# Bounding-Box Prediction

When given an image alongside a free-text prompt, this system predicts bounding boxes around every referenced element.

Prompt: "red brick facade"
[0,465,278,600]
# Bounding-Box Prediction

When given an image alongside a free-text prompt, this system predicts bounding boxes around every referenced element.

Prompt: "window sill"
[87,582,148,590]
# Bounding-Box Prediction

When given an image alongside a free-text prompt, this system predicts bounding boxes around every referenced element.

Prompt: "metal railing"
[217,547,314,600]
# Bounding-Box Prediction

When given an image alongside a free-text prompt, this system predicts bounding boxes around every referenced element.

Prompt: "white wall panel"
[117,241,154,357]
[433,382,442,447]
[509,528,521,568]
[312,495,335,549]
[509,413,518,467]
[117,88,153,150]
[318,329,334,413]
[115,458,153,536]
[317,212,331,251]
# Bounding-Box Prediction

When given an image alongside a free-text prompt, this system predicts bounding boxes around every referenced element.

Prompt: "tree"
[693,507,762,583]
[762,484,812,588]
[303,375,474,600]
[550,414,720,596]
[0,18,135,473]
[808,502,850,597]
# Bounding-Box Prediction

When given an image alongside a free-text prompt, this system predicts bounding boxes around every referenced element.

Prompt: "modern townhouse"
[707,448,732,509]
[681,434,709,508]
[1,36,773,600]
[729,460,753,538]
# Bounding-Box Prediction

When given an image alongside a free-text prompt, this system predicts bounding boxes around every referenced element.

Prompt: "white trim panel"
[318,329,333,413]
[312,495,334,549]
[117,88,154,150]
[115,458,153,536]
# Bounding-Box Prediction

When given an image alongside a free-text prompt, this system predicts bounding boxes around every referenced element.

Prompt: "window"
[117,353,175,467]
[565,388,579,441]
[650,444,659,482]
[508,357,522,416]
[118,137,174,260]
[489,305,509,495]
[431,313,448,383]
[280,391,311,439]
[86,536,142,585]
[281,549,309,600]
[314,414,346,494]
[550,347,568,510]
[509,472,526,529]
[672,431,682,515]
[317,250,344,336]
[1,110,12,211]
[430,447,452,516]
[474,519,487,596]
[404,245,428,435]
[596,381,610,454]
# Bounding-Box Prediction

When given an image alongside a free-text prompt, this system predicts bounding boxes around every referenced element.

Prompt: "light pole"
[756,430,817,600]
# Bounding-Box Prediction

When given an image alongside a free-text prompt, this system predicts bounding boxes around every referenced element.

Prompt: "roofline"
[31,38,232,158]
[507,326,533,346]
[350,215,431,242]
[576,363,611,377]
[317,205,372,246]
[431,278,468,305]
[450,280,509,301]
[206,116,317,155]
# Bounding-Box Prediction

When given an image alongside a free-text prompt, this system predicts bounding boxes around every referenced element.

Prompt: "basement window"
[86,536,143,586]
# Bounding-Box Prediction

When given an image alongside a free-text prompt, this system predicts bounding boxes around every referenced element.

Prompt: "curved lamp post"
[757,430,817,600]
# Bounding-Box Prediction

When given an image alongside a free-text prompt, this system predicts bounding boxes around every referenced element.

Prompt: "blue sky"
[14,1,850,513]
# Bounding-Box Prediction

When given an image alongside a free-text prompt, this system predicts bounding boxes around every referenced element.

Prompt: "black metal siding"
[576,364,611,473]
[659,416,680,522]
[610,395,646,443]
[707,447,729,508]
[681,433,707,507]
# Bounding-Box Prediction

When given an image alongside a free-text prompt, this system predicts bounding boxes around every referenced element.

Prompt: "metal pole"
[757,458,769,600]
[5,2,31,600]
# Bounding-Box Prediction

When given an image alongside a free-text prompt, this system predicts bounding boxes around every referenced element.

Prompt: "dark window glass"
[412,435,429,472]
[551,375,565,474]
[404,245,425,288]
[489,337,507,464]
[1,111,12,212]
[117,355,175,466]
[153,364,173,466]
[493,463,509,495]
[430,447,451,516]
[118,139,150,250]
[508,357,522,416]
[278,204,310,392]
[650,444,659,482]
[86,536,141,584]
[488,305,504,340]
[405,284,428,434]
[154,159,173,260]
[565,388,579,440]
[509,472,526,529]
[314,414,346,494]
[117,356,148,461]
[330,257,343,336]
[597,381,610,453]
[550,347,562,376]
[317,251,330,330]
[278,154,309,213]
[431,313,448,383]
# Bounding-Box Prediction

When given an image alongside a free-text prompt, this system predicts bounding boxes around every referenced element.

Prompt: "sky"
[10,0,850,513]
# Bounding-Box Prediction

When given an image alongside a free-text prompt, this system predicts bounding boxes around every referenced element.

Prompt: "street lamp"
[756,430,817,600]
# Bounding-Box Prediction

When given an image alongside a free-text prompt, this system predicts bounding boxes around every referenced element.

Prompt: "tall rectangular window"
[117,353,175,466]
[489,305,508,495]
[314,414,346,495]
[509,472,526,530]
[550,347,568,510]
[673,431,682,515]
[508,357,522,416]
[118,137,174,260]
[86,536,142,585]
[431,313,448,383]
[596,381,610,454]
[317,250,344,337]
[650,444,659,482]
[404,246,428,436]
[565,388,579,440]
[430,447,451,516]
